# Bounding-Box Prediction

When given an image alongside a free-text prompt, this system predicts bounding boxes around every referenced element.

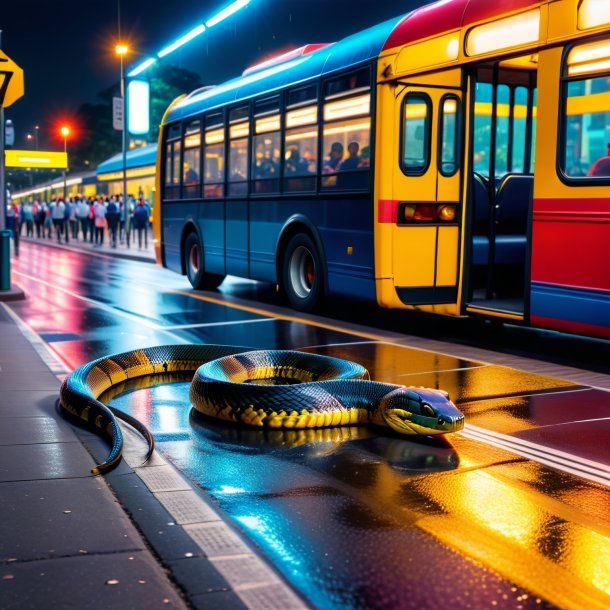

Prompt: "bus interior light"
[466,9,540,56]
[255,115,281,133]
[286,106,317,128]
[324,94,370,121]
[206,129,225,144]
[230,123,249,138]
[567,39,610,75]
[578,0,610,30]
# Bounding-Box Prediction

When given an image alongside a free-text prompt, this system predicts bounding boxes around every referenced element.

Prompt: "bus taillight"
[399,202,457,223]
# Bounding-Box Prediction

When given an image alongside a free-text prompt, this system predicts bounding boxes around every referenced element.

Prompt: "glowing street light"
[125,0,252,77]
[60,125,70,198]
[116,43,130,246]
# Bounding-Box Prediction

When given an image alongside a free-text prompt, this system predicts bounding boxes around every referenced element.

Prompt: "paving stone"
[0,477,145,561]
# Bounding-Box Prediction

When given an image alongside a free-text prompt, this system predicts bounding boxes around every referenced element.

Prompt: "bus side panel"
[162,202,193,274]
[530,198,610,339]
[201,200,226,276]
[249,197,376,301]
[531,47,610,340]
[226,200,249,278]
[324,195,376,301]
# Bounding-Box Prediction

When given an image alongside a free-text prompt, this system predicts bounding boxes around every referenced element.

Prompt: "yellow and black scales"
[59,344,465,474]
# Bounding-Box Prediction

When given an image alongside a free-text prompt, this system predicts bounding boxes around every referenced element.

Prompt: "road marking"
[163,317,273,331]
[12,268,610,489]
[460,423,610,487]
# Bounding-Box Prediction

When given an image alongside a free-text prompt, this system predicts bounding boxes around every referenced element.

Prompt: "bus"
[154,0,610,341]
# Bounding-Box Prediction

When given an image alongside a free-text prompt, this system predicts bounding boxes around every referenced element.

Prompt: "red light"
[413,203,437,221]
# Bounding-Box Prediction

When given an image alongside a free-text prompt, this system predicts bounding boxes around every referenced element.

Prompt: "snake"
[58,344,465,475]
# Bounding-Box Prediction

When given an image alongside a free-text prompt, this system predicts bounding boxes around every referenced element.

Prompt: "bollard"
[0,230,11,291]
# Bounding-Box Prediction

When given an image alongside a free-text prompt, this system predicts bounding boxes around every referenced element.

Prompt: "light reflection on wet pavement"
[9,242,610,610]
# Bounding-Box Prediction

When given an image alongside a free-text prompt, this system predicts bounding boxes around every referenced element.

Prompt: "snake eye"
[422,403,435,417]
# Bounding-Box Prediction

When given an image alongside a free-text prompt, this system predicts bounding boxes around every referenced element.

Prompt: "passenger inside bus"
[324,142,344,172]
[338,141,361,171]
[285,147,311,175]
[587,143,610,177]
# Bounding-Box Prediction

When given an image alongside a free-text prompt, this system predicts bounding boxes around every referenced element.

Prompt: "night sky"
[1,0,423,150]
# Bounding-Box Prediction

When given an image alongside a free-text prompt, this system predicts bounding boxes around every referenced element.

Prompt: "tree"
[68,64,202,172]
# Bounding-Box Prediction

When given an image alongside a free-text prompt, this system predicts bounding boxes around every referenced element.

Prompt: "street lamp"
[60,125,69,199]
[34,125,39,150]
[116,43,129,246]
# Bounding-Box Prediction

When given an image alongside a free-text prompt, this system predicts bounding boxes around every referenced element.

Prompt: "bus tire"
[282,232,324,312]
[184,232,225,290]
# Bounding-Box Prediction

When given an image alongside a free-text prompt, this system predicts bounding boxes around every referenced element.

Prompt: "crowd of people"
[5,194,152,253]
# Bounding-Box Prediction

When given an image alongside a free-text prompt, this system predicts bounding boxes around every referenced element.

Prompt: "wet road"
[7,241,610,610]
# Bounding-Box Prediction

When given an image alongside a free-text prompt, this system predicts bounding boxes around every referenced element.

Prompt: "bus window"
[284,104,318,192]
[495,84,510,177]
[561,44,610,179]
[252,113,280,194]
[164,124,181,200]
[473,82,492,178]
[512,86,528,172]
[228,120,249,197]
[204,127,225,198]
[182,120,201,199]
[439,95,460,176]
[322,93,371,190]
[401,93,431,176]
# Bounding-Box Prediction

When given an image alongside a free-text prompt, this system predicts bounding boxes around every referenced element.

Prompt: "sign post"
[0,38,25,296]
[0,44,25,232]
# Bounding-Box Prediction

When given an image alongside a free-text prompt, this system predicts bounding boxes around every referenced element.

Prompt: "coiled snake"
[59,344,465,474]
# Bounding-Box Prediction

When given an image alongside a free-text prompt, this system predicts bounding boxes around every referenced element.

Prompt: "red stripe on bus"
[383,0,466,50]
[534,197,610,222]
[378,200,398,223]
[383,0,540,52]
[531,315,610,341]
[463,0,540,27]
[531,200,610,291]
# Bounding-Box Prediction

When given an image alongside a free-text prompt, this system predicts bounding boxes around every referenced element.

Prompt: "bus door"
[465,63,537,319]
[390,79,463,315]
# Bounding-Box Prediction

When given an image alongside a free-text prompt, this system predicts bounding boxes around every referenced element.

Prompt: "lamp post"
[60,125,69,200]
[116,43,129,246]
[34,125,39,150]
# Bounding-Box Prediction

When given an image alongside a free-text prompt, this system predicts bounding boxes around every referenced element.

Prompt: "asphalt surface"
[2,235,610,610]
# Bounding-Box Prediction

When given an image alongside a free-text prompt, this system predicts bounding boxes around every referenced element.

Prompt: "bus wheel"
[282,233,324,311]
[184,233,225,290]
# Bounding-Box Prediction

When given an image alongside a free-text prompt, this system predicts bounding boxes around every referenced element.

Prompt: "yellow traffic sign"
[5,150,67,169]
[0,50,24,108]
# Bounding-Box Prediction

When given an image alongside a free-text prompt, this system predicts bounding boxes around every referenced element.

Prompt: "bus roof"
[165,0,547,125]
[165,14,405,124]
[382,0,541,51]
[96,143,157,176]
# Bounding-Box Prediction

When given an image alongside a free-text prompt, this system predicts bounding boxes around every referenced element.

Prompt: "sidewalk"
[19,231,156,263]
[0,304,189,609]
[0,287,307,610]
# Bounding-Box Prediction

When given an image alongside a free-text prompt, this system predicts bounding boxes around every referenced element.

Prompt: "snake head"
[379,387,464,436]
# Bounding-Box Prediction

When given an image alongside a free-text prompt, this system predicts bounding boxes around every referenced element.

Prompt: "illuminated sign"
[127,80,150,135]
[0,50,24,108]
[5,150,67,169]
